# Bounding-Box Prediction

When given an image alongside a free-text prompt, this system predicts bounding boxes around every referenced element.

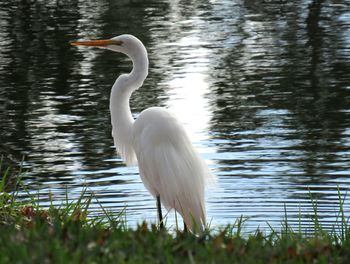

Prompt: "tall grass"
[1,165,350,263]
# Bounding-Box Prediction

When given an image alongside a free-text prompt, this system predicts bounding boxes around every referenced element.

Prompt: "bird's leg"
[183,221,188,233]
[156,195,164,229]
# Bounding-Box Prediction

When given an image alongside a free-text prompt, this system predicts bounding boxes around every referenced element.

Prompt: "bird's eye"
[112,40,123,46]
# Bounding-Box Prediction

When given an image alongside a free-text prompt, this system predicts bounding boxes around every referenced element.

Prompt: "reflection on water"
[1,0,350,230]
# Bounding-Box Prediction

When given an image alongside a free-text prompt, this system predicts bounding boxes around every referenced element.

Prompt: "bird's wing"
[132,107,211,228]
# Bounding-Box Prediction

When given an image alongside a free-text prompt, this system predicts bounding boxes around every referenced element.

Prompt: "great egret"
[71,34,213,231]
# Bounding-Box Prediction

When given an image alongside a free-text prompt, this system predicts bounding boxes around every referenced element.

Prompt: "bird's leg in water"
[156,195,164,229]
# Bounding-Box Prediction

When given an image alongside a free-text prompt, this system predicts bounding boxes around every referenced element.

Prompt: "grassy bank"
[1,169,350,263]
[2,205,350,263]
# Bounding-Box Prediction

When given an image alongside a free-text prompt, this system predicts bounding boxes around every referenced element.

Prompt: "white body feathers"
[133,107,210,228]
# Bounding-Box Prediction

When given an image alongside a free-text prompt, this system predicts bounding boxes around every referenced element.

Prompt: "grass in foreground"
[1,168,350,263]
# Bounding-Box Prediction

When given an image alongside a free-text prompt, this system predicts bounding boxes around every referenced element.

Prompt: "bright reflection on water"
[1,0,350,231]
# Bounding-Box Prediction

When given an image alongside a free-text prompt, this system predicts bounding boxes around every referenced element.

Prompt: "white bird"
[71,34,213,231]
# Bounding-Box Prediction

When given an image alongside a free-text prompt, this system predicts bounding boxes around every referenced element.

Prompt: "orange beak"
[70,39,123,47]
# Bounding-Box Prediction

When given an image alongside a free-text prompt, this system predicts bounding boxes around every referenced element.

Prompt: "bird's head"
[71,34,147,59]
[71,34,149,88]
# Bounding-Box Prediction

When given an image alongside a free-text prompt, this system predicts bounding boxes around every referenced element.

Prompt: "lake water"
[1,0,350,232]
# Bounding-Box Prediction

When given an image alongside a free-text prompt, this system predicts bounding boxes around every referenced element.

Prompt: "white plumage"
[133,107,210,228]
[72,34,213,231]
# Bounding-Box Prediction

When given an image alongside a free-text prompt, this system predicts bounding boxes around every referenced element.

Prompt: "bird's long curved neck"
[110,47,148,165]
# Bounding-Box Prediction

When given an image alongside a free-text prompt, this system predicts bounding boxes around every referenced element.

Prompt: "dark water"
[1,0,350,231]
